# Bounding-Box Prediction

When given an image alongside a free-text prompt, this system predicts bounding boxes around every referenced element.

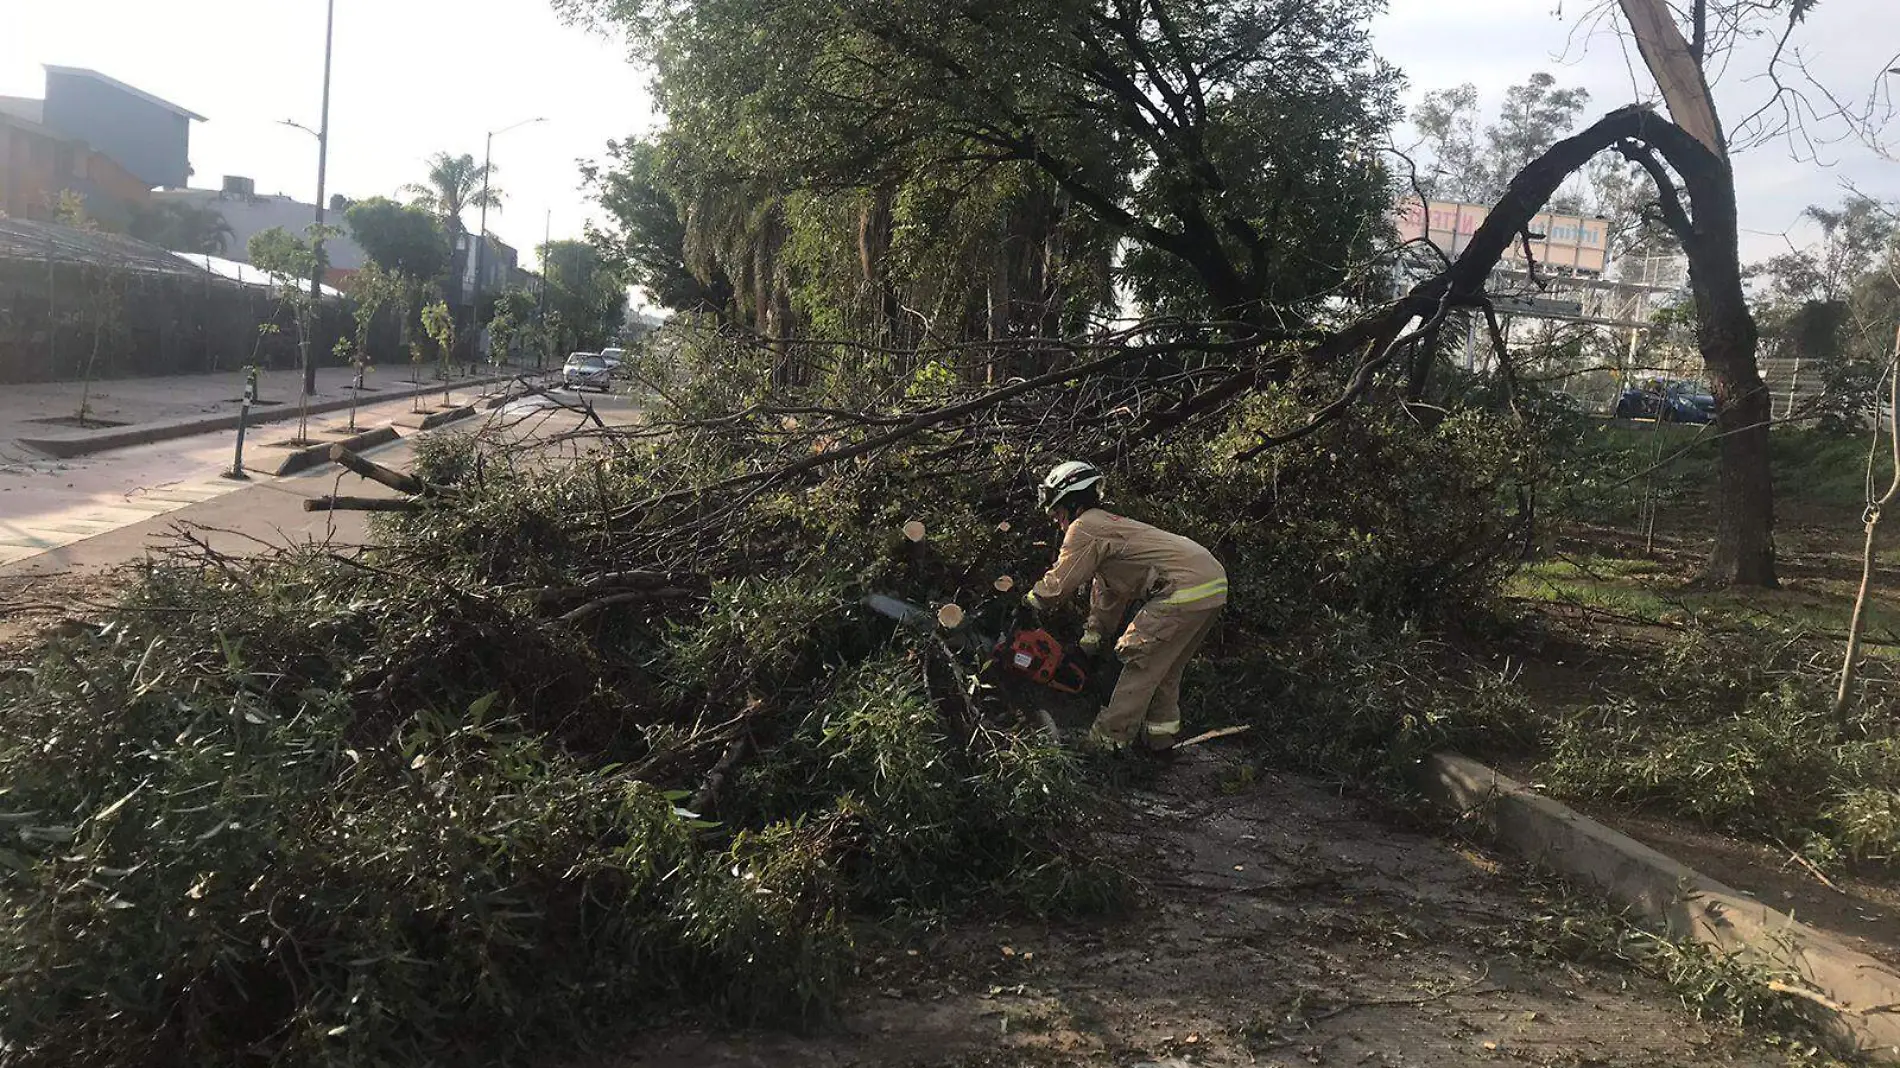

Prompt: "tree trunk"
[1680,162,1774,587]
[1620,122,1775,587]
[1703,327,1776,586]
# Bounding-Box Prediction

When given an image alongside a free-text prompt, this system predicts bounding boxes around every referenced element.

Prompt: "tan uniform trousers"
[1093,604,1222,746]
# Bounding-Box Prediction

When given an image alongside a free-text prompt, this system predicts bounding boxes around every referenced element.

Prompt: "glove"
[1021,591,1047,624]
[1077,630,1103,656]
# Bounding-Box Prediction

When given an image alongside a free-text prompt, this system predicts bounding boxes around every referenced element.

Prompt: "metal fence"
[0,217,392,384]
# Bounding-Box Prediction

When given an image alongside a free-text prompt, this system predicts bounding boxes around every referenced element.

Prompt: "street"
[0,384,642,577]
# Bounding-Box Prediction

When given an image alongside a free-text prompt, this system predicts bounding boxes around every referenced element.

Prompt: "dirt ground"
[589,745,1790,1068]
[0,567,116,654]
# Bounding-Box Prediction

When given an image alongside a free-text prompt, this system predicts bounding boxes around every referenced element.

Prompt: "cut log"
[302,496,425,513]
[329,446,430,496]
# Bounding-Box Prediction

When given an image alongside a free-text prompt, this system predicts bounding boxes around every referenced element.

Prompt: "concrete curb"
[393,405,478,431]
[16,374,519,459]
[244,425,400,477]
[1414,752,1900,1061]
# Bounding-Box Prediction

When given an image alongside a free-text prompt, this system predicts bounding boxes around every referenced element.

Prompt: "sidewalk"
[3,364,539,458]
[0,433,412,579]
[0,388,632,572]
[0,382,520,568]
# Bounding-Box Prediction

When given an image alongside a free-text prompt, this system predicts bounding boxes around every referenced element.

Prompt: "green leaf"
[468,691,501,723]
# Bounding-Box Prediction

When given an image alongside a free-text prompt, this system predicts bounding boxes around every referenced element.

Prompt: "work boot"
[1139,719,1181,753]
[1081,721,1130,753]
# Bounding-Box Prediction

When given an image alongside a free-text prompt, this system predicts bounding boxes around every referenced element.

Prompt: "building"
[39,66,203,190]
[0,66,201,228]
[0,108,150,227]
[152,181,369,290]
[450,230,518,308]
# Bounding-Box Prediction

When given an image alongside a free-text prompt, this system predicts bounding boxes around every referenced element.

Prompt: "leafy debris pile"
[0,330,1551,1066]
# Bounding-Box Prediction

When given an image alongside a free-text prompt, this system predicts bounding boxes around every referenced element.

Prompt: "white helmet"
[1038,460,1105,512]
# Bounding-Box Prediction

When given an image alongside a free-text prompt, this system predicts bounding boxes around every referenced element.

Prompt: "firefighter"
[1024,461,1227,751]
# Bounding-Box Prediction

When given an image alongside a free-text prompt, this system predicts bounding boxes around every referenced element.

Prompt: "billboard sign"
[1397,197,1609,275]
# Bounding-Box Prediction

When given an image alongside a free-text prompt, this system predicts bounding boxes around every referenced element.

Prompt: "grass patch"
[1510,553,1900,644]
[1554,421,1896,526]
[1532,626,1900,868]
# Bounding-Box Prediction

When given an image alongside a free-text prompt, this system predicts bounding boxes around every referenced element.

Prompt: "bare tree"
[1835,326,1900,723]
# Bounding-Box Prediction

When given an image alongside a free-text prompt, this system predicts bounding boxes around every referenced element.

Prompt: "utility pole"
[537,208,550,370]
[472,117,544,369]
[302,0,336,407]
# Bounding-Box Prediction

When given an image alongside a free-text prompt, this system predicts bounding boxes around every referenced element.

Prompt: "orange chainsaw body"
[996,627,1088,694]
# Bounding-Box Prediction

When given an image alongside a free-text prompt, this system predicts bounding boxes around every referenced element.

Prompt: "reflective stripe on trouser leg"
[1095,605,1220,743]
[1142,719,1181,738]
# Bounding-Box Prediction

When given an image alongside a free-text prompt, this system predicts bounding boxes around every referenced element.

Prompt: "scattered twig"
[558,588,697,623]
[1772,836,1844,894]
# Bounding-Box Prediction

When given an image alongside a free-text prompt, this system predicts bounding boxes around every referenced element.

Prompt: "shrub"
[1541,630,1900,864]
[0,592,847,1066]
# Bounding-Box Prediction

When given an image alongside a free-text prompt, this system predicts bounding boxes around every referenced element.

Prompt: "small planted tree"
[421,299,457,408]
[248,225,335,443]
[336,262,402,430]
[68,264,124,428]
[346,196,452,395]
[486,287,538,370]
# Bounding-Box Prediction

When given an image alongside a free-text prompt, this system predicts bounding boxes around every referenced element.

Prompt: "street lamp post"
[277,0,336,441]
[471,117,544,370]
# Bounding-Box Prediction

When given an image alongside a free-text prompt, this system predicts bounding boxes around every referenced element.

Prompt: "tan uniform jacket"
[1030,510,1227,637]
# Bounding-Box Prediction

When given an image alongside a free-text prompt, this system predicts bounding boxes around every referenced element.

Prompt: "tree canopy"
[541,239,629,355]
[1411,73,1593,208]
[345,196,450,283]
[567,0,1401,332]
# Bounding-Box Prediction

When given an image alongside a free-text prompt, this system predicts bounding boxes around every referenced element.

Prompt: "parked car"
[1614,379,1715,424]
[562,352,614,392]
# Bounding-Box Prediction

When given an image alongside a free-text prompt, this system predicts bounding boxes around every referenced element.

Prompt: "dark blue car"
[1615,380,1716,424]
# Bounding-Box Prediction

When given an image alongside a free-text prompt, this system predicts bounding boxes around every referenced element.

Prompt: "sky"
[1373,0,1897,260]
[1,0,655,274]
[4,0,1894,281]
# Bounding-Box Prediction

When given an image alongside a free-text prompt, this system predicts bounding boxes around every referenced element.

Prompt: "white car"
[562,352,614,392]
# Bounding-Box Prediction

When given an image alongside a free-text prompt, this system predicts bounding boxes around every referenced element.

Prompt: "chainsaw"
[860,593,1250,751]
[862,593,1089,694]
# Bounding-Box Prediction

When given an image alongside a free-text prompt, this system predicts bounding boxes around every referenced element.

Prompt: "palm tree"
[400,152,503,239]
[130,201,234,255]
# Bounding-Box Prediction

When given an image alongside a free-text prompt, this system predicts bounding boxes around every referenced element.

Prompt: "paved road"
[0,387,639,575]
[0,385,504,566]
